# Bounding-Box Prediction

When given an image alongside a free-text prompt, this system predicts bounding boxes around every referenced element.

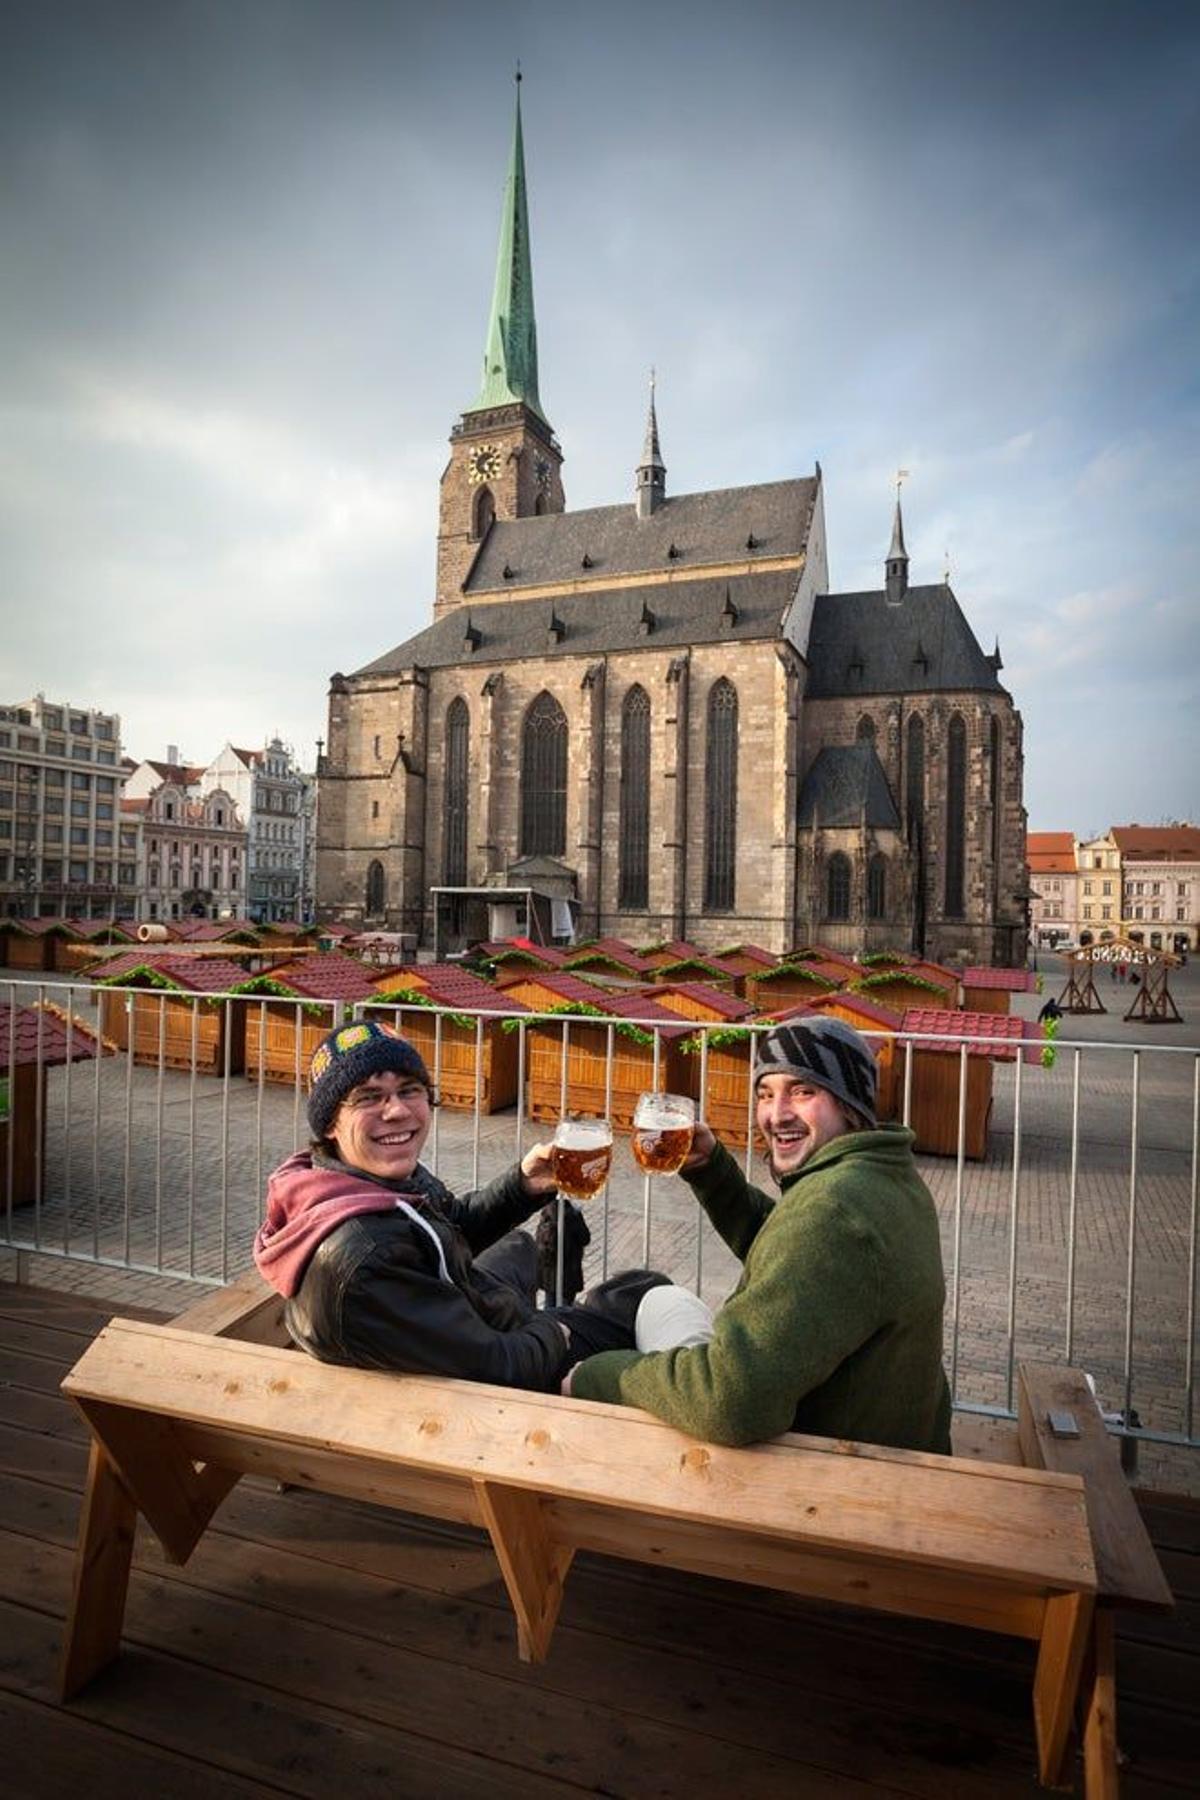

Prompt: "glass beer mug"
[631,1092,695,1176]
[551,1116,614,1200]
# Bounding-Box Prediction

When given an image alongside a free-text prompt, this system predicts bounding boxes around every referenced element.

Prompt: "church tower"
[435,80,565,618]
[885,491,909,605]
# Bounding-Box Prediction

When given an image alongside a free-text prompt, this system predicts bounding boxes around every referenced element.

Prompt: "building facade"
[1027,831,1079,946]
[202,741,310,924]
[316,95,1029,965]
[0,697,135,920]
[121,760,245,922]
[1114,824,1199,954]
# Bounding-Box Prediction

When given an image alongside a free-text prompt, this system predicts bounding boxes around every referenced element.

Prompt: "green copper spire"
[471,78,546,420]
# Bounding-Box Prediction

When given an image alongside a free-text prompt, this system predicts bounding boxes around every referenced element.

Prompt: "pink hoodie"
[254,1151,408,1298]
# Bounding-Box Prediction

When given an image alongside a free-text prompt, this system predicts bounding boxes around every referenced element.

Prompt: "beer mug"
[551,1116,613,1200]
[631,1092,695,1176]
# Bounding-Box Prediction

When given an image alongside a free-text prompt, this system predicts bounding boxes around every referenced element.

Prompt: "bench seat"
[61,1316,1096,1789]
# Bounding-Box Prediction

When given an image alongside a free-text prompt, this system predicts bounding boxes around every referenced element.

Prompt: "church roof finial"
[636,368,667,518]
[886,469,910,603]
[471,77,546,420]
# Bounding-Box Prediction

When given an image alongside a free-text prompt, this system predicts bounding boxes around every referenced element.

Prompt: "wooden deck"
[1,1285,1196,1799]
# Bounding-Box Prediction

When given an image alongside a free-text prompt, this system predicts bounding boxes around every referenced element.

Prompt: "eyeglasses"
[343,1082,429,1112]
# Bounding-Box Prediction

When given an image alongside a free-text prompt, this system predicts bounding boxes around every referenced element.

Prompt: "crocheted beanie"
[307,1020,432,1140]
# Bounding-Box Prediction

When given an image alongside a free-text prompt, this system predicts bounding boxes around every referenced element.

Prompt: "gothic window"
[618,685,650,909]
[472,486,495,540]
[867,852,887,920]
[826,852,851,921]
[989,715,1002,873]
[703,678,738,911]
[534,493,548,516]
[444,698,469,885]
[365,859,385,916]
[520,691,568,858]
[945,713,967,917]
[905,713,925,841]
[856,714,876,745]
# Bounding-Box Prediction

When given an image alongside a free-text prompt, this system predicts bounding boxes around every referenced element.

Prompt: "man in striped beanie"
[568,1014,951,1455]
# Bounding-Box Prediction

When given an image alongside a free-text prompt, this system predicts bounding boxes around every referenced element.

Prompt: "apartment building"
[1076,831,1122,942]
[202,740,312,924]
[0,697,136,920]
[121,756,246,922]
[1026,831,1078,945]
[1113,824,1199,953]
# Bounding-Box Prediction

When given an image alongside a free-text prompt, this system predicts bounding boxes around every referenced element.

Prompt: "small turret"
[885,490,909,605]
[635,372,666,519]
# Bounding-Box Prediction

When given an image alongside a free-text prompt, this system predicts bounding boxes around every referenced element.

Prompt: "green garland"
[1040,1015,1059,1069]
[679,1025,754,1055]
[753,963,838,989]
[371,986,477,1032]
[852,971,948,996]
[654,956,733,981]
[500,998,657,1048]
[230,974,330,1021]
[95,964,186,994]
[859,951,912,968]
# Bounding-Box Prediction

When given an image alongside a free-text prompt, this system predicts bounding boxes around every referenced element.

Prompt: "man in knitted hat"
[254,1021,666,1391]
[568,1015,951,1453]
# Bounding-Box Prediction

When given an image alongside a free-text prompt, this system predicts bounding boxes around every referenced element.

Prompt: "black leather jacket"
[283,1156,571,1392]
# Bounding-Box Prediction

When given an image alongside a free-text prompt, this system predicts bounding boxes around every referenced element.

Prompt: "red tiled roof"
[120,797,150,814]
[1027,831,1076,873]
[788,944,859,968]
[651,952,741,979]
[901,1007,1028,1060]
[376,965,527,1015]
[1111,824,1200,862]
[807,991,905,1031]
[511,971,613,1008]
[566,944,653,974]
[754,961,840,988]
[714,943,777,967]
[645,982,754,1021]
[0,917,79,937]
[142,759,205,786]
[962,967,1037,992]
[481,941,569,967]
[91,953,250,994]
[0,1002,109,1069]
[249,952,375,1002]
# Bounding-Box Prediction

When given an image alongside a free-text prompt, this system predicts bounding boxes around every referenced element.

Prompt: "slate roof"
[0,1002,108,1069]
[466,480,817,593]
[804,584,1004,697]
[353,568,799,677]
[797,744,901,830]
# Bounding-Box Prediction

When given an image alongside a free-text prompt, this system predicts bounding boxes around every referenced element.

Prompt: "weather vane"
[896,467,910,501]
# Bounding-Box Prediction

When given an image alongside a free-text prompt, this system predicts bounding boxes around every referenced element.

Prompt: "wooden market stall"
[961,966,1037,1015]
[898,1007,1033,1160]
[648,951,742,993]
[744,960,841,1012]
[635,939,702,971]
[233,952,379,1086]
[0,999,110,1208]
[848,959,961,1015]
[0,917,80,972]
[564,939,654,987]
[93,953,248,1076]
[506,973,691,1129]
[366,964,527,1113]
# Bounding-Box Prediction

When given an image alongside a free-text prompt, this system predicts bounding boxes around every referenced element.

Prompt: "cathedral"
[315,92,1029,967]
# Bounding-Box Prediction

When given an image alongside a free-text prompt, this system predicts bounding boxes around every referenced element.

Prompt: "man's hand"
[560,1362,575,1396]
[681,1121,717,1172]
[519,1140,558,1197]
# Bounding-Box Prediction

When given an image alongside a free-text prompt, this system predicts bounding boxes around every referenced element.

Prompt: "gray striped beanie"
[753,1017,878,1127]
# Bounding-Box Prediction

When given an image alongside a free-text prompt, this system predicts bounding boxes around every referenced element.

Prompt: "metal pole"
[1185,1052,1199,1443]
[949,1042,968,1398]
[1064,1048,1082,1363]
[1123,1051,1141,1426]
[1004,1052,1024,1412]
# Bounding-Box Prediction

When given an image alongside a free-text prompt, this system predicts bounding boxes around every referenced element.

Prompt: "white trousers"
[634,1284,716,1352]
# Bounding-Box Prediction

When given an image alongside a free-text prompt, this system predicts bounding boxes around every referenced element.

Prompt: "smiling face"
[327,1069,433,1181]
[755,1073,857,1182]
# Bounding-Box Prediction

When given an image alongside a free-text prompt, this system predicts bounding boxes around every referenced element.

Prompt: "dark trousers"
[475,1230,670,1364]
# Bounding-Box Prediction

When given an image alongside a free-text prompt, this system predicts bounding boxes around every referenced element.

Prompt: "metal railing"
[3,973,1198,1453]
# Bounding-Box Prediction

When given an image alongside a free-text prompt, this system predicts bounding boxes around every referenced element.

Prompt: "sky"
[3,0,1198,832]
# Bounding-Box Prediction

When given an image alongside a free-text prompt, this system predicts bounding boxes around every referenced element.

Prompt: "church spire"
[885,474,910,604]
[635,370,667,518]
[472,74,546,421]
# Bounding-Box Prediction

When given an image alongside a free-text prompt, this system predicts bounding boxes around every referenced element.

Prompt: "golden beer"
[631,1092,695,1176]
[551,1119,613,1199]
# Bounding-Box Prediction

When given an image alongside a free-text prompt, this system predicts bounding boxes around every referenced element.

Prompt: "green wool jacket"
[570,1126,952,1452]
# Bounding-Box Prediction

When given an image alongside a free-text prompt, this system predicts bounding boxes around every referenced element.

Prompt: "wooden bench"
[59,1276,1099,1791]
[1017,1365,1174,1798]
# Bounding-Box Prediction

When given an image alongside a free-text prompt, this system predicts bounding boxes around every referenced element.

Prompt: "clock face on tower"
[467,442,502,484]
[534,454,552,491]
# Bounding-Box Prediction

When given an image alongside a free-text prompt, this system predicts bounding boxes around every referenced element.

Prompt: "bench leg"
[60,1441,137,1701]
[474,1480,574,1663]
[76,1399,239,1564]
[1081,1611,1119,1800]
[1032,1589,1094,1789]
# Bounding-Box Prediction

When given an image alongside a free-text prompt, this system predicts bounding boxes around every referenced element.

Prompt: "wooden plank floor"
[1,1287,1196,1800]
